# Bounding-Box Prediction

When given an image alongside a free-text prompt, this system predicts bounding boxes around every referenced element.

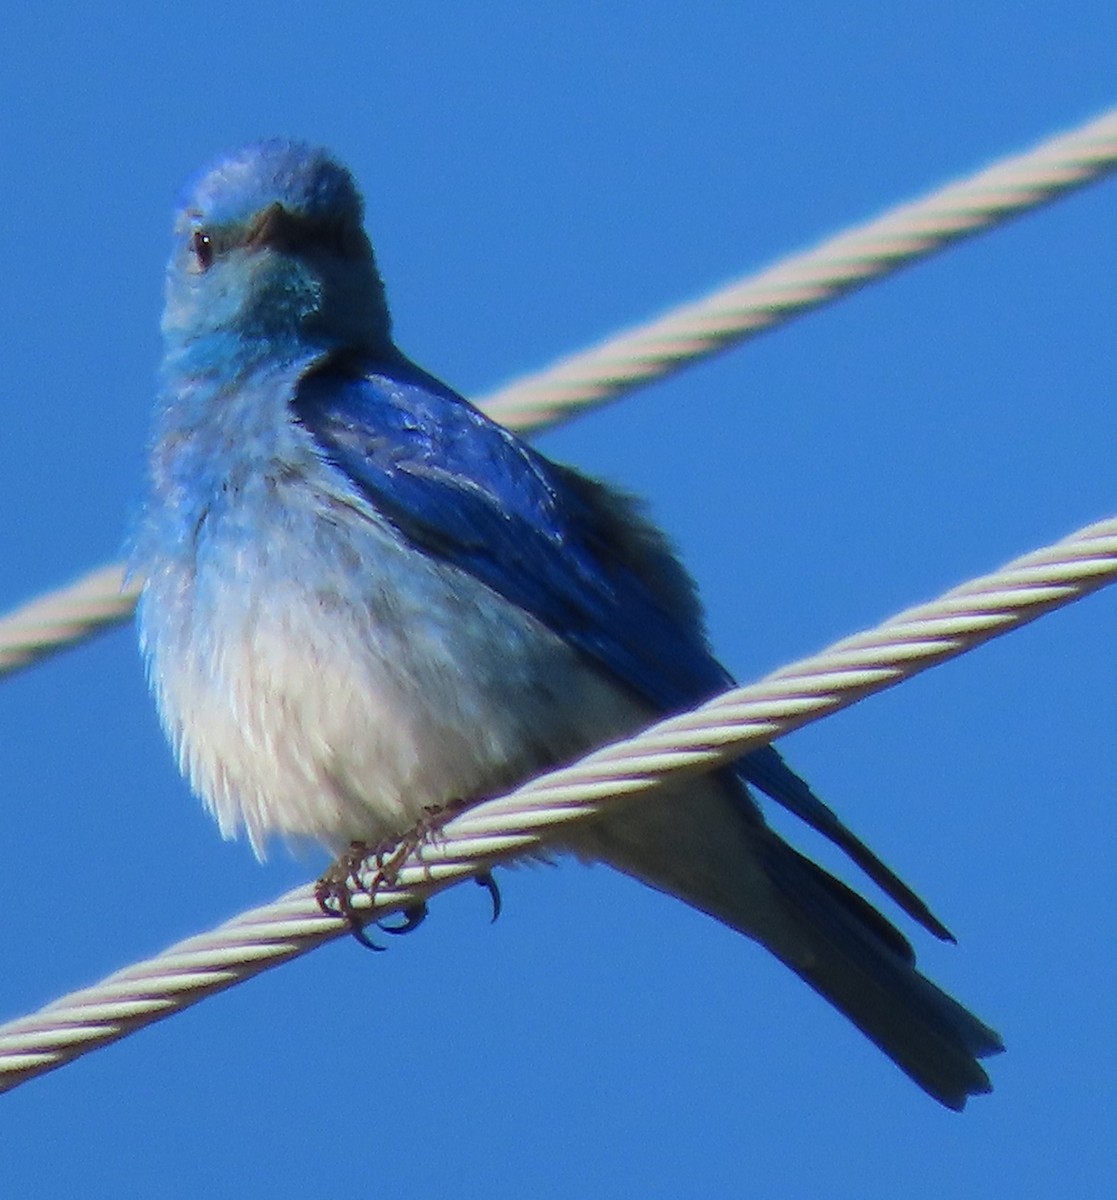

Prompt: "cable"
[0,565,138,677]
[2,106,1115,678]
[2,513,1113,1092]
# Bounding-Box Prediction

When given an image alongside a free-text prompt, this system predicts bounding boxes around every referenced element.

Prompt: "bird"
[131,140,1002,1110]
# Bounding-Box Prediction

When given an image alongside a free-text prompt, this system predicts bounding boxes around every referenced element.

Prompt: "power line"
[2,513,1113,1092]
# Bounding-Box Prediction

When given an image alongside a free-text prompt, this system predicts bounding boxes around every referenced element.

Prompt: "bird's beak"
[245,202,305,253]
[242,202,365,260]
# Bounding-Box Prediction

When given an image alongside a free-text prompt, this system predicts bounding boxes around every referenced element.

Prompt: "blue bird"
[132,141,1002,1109]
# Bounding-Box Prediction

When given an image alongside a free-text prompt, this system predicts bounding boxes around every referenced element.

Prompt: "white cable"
[2,513,1113,1092]
[480,105,1117,427]
[0,565,139,676]
[2,105,1115,678]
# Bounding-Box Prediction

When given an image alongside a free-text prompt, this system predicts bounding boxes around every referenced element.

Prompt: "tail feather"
[568,783,1002,1110]
[740,745,955,942]
[756,837,1003,1109]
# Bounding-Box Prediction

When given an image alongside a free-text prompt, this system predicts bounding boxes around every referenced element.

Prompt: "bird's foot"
[421,800,503,922]
[401,802,503,920]
[314,799,504,947]
[315,834,425,950]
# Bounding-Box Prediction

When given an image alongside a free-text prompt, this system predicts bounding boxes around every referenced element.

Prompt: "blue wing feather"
[294,358,731,706]
[292,357,951,939]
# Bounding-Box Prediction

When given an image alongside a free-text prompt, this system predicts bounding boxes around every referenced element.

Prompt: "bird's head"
[163,141,392,367]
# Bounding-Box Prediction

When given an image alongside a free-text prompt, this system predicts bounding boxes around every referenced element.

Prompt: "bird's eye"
[191,229,214,271]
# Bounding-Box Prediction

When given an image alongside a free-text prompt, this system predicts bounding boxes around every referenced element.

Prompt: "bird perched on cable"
[132,140,1002,1109]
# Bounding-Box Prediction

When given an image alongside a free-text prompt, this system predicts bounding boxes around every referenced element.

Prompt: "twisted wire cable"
[481,105,1117,427]
[0,565,139,676]
[2,105,1116,680]
[2,513,1114,1093]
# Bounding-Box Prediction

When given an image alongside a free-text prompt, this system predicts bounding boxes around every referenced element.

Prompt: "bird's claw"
[314,805,505,947]
[379,902,429,936]
[315,836,421,950]
[475,871,502,922]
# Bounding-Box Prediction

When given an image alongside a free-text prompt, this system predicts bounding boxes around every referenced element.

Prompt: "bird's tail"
[570,785,1003,1110]
[749,834,1003,1109]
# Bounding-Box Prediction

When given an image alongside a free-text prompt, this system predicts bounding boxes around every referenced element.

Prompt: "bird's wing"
[293,358,950,939]
[295,359,729,706]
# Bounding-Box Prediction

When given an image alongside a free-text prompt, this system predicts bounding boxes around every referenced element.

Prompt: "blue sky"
[2,5,1116,1197]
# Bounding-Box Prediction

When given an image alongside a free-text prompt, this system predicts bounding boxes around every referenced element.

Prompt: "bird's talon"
[380,902,429,936]
[349,921,387,952]
[476,871,503,923]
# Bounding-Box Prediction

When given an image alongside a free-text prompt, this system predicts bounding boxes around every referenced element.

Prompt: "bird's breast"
[138,466,646,857]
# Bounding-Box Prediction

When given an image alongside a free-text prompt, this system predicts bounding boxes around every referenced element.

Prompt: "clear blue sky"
[2,5,1115,1197]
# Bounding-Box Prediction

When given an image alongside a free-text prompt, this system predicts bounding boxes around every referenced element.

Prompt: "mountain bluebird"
[133,141,1002,1108]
